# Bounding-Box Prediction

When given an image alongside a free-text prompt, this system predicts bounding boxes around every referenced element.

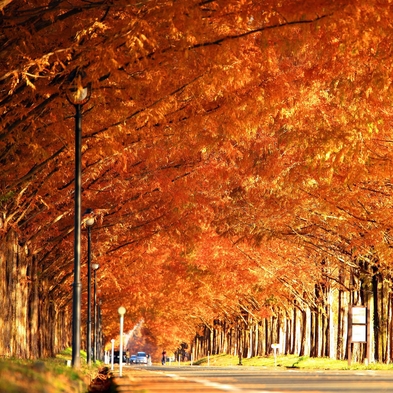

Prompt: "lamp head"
[83,208,95,227]
[66,68,91,105]
[85,217,95,227]
[118,306,126,316]
[92,263,100,271]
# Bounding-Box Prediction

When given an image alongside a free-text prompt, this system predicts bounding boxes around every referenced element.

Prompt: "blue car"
[136,351,148,364]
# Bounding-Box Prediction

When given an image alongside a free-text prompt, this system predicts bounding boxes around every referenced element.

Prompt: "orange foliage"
[1,0,393,351]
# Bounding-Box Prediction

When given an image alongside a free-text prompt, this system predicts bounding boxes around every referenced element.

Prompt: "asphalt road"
[113,365,393,393]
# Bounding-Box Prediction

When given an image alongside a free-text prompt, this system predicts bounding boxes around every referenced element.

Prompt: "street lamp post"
[97,300,102,361]
[85,211,95,366]
[118,306,126,377]
[66,69,92,368]
[92,263,100,362]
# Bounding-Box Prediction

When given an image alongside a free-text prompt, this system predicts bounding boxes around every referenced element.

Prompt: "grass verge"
[192,353,393,370]
[0,348,104,393]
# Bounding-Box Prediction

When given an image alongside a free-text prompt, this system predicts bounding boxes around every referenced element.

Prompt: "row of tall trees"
[1,0,393,362]
[192,263,393,363]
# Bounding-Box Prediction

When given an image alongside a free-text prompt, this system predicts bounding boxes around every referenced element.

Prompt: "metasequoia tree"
[1,0,393,361]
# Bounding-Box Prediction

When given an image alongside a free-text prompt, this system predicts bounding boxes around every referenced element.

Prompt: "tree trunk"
[0,230,29,357]
[372,273,380,361]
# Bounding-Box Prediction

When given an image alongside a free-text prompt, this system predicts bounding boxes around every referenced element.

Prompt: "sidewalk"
[111,367,221,392]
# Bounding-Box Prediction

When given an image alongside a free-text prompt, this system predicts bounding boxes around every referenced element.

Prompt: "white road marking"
[164,372,284,393]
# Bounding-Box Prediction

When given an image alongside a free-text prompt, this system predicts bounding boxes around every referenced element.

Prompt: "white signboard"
[352,324,367,343]
[352,307,366,324]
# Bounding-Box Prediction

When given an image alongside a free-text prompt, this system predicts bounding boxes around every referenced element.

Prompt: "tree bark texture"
[0,230,71,358]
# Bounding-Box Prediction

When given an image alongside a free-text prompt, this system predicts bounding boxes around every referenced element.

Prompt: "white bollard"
[118,306,126,377]
[271,344,280,367]
[111,339,115,371]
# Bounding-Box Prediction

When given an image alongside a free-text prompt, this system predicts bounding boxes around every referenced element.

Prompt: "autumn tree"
[1,0,393,362]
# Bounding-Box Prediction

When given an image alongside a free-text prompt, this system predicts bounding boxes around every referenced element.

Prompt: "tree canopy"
[1,0,393,354]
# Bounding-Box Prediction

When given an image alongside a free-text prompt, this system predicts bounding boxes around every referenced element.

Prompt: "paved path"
[110,365,393,393]
[112,367,224,392]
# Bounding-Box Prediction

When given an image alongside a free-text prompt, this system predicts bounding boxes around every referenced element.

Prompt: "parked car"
[136,351,148,364]
[129,354,137,364]
[112,351,127,364]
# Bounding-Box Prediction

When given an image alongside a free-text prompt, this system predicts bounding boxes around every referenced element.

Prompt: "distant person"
[161,350,166,365]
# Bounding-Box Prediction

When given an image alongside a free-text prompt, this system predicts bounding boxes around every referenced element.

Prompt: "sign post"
[348,306,367,366]
[271,344,280,367]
